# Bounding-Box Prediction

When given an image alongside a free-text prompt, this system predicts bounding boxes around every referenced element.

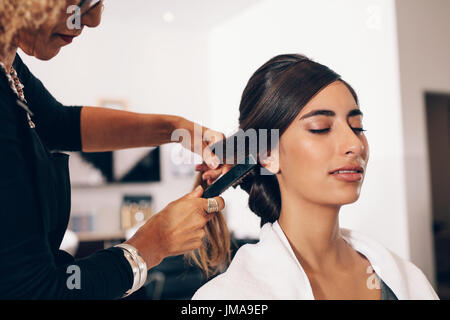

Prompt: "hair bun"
[237,165,257,193]
[238,166,281,227]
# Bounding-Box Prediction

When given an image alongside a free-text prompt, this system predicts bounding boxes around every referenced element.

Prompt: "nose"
[81,4,103,28]
[339,123,366,158]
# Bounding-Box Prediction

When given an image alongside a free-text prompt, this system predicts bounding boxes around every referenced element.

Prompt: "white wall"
[20,17,212,123]
[208,0,411,259]
[395,0,450,285]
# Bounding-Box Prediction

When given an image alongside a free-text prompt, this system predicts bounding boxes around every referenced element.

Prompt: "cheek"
[25,27,51,48]
[279,133,331,185]
[297,138,330,173]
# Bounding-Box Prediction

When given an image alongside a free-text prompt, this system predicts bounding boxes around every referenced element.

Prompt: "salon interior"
[19,0,449,299]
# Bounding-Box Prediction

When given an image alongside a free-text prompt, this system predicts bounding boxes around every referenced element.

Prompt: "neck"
[277,186,347,272]
[0,46,18,71]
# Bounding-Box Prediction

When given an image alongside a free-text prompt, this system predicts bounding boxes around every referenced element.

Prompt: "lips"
[58,34,76,44]
[329,165,364,175]
[329,165,364,182]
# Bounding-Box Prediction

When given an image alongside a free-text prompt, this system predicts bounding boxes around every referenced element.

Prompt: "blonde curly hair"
[0,0,65,56]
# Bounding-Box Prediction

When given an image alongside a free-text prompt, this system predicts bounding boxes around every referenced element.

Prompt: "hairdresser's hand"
[195,163,232,185]
[175,118,225,170]
[124,186,225,269]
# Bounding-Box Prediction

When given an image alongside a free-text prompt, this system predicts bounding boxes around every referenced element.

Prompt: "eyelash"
[309,128,367,134]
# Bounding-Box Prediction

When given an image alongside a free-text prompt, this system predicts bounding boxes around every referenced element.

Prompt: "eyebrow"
[299,108,363,120]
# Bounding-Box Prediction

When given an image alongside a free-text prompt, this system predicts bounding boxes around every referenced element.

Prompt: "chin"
[336,192,361,205]
[38,51,60,61]
[34,46,61,61]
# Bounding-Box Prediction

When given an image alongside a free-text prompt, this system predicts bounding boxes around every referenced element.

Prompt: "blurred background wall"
[395,0,450,293]
[20,0,449,297]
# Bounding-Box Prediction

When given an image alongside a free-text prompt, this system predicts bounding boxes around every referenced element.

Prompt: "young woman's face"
[18,0,103,60]
[275,80,369,207]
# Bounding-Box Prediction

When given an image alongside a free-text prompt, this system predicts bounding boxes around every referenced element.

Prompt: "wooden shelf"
[76,230,125,242]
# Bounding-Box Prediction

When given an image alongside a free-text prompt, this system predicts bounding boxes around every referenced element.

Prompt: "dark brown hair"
[186,54,359,277]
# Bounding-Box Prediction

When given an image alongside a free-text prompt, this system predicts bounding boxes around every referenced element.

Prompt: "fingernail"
[211,158,220,169]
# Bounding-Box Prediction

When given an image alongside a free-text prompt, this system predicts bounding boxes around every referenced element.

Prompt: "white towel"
[192,221,439,300]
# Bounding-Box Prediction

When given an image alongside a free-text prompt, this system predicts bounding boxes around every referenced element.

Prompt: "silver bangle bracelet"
[115,243,148,298]
[119,248,140,297]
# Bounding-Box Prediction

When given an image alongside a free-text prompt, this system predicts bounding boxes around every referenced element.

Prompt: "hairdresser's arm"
[80,107,222,168]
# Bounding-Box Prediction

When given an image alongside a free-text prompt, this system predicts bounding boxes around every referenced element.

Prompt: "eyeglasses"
[77,0,104,10]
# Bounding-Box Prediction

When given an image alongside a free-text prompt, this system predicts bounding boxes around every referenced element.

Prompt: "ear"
[259,146,280,174]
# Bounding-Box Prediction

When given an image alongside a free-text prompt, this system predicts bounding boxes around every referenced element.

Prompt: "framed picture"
[68,99,161,187]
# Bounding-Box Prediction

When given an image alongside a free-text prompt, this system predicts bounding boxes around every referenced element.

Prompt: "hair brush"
[201,131,265,198]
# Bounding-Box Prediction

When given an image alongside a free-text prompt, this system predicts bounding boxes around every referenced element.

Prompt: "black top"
[380,278,398,300]
[0,55,133,299]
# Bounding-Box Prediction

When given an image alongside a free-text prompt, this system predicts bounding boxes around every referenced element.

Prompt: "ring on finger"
[207,198,220,214]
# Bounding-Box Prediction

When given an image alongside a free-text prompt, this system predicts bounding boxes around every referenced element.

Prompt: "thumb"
[186,185,204,199]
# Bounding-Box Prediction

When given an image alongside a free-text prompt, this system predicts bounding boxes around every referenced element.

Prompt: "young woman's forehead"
[299,83,359,117]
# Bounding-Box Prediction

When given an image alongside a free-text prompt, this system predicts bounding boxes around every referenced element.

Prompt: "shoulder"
[341,228,418,271]
[388,250,439,299]
[192,223,304,300]
[191,272,234,300]
[13,54,45,100]
[192,242,265,300]
[341,228,439,299]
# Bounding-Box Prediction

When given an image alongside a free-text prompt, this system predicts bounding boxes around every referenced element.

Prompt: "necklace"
[0,62,35,128]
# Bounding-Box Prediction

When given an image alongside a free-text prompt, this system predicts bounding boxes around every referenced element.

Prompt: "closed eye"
[309,128,367,134]
[309,128,330,134]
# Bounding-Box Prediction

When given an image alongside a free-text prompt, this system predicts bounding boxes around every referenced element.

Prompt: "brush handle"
[201,163,257,198]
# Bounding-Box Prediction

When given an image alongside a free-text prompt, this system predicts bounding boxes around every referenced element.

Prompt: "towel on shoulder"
[192,221,439,300]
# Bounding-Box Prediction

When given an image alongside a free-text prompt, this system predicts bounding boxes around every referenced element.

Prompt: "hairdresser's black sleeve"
[0,58,134,299]
[13,55,83,151]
